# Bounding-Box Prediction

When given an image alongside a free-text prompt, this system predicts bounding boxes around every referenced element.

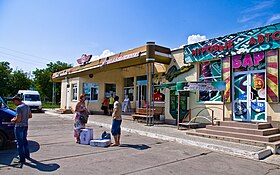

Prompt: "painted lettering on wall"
[192,40,234,56]
[232,52,265,69]
[184,23,280,63]
[165,64,194,82]
[249,31,280,46]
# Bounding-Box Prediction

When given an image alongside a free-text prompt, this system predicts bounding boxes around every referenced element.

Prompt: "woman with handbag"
[74,94,88,143]
[102,96,109,115]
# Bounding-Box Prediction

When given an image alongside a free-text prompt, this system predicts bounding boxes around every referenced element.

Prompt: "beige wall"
[60,65,149,113]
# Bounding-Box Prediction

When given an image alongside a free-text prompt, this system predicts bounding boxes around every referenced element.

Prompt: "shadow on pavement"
[24,158,60,172]
[0,140,40,167]
[119,144,151,150]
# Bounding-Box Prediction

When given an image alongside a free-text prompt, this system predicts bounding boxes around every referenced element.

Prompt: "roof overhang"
[52,44,172,82]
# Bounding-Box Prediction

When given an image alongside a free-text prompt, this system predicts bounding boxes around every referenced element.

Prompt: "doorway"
[232,70,267,122]
[66,87,70,109]
[137,84,147,108]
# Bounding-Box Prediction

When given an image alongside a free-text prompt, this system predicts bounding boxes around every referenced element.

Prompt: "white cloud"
[242,0,275,13]
[91,49,115,61]
[266,14,280,24]
[187,34,207,45]
[238,13,264,23]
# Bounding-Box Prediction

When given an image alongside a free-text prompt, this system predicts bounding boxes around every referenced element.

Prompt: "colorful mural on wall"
[199,60,222,102]
[184,23,280,63]
[222,57,231,103]
[266,49,279,103]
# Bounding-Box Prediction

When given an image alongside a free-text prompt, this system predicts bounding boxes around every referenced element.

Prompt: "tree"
[0,62,12,97]
[33,61,72,103]
[9,70,33,96]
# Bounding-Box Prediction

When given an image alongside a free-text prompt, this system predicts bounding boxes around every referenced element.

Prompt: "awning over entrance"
[52,43,172,81]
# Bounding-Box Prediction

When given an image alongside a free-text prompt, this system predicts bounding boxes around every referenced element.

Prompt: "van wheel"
[0,132,7,149]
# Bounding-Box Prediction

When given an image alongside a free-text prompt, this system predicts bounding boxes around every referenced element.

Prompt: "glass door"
[233,73,249,121]
[250,72,266,122]
[233,70,267,122]
[136,84,147,108]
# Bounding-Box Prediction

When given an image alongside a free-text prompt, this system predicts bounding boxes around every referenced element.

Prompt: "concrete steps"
[206,125,280,136]
[197,128,280,142]
[193,121,280,153]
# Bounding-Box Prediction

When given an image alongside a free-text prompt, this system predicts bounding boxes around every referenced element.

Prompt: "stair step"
[218,121,272,129]
[196,129,280,142]
[187,131,279,148]
[206,125,280,136]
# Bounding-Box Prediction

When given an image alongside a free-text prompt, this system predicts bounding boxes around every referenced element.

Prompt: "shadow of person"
[119,144,151,150]
[24,158,60,172]
[0,140,40,167]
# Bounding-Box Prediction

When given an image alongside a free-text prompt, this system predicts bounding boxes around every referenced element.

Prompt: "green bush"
[7,101,60,109]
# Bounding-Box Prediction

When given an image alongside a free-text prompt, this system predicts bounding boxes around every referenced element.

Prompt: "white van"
[17,90,42,112]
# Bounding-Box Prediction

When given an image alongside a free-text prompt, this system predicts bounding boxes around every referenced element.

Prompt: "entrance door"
[136,84,147,108]
[233,71,267,122]
[66,87,70,109]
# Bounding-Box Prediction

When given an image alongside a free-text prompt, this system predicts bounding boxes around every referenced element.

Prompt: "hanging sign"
[184,81,226,91]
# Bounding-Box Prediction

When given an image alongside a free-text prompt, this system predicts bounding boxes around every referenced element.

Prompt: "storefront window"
[72,84,78,101]
[199,60,222,102]
[124,77,134,101]
[153,88,165,102]
[83,83,98,101]
[105,84,116,97]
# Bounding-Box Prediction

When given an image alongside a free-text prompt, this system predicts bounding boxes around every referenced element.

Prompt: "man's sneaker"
[13,160,25,164]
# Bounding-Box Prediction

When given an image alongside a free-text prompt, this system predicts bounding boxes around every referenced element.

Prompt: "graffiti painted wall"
[184,23,280,63]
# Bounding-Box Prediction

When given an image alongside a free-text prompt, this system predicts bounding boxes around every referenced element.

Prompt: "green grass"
[6,101,60,109]
[7,101,16,109]
[42,103,60,109]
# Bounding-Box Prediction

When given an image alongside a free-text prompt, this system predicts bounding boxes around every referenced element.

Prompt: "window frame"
[72,83,78,101]
[83,83,99,102]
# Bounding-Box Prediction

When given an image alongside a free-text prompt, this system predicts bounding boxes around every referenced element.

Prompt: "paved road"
[0,113,280,175]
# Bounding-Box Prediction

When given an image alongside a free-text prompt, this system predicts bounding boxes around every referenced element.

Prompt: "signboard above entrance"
[102,52,140,66]
[184,81,226,91]
[184,23,280,63]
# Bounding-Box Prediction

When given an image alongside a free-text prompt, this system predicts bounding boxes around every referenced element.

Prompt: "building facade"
[53,23,280,126]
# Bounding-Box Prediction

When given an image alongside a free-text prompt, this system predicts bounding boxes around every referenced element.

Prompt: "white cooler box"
[80,128,93,145]
[90,139,111,147]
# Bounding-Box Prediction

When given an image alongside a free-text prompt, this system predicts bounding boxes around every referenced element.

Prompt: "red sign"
[77,54,92,65]
[248,30,280,46]
[192,40,234,56]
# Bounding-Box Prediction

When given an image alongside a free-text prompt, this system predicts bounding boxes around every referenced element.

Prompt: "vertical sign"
[222,57,231,102]
[266,49,279,103]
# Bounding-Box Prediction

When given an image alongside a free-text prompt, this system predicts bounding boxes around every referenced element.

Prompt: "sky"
[0,0,280,73]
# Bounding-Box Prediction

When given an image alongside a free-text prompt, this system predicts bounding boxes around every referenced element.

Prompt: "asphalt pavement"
[0,111,280,174]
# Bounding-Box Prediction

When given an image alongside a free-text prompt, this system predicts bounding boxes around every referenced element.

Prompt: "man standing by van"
[11,96,32,164]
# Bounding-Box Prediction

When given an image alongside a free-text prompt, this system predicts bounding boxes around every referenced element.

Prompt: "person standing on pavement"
[74,94,88,144]
[108,94,114,115]
[11,96,32,164]
[111,96,122,146]
[102,96,109,115]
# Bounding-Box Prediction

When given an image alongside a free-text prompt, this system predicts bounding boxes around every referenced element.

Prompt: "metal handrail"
[178,106,223,130]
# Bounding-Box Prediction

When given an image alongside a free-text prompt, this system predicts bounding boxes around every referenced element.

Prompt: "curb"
[45,111,271,160]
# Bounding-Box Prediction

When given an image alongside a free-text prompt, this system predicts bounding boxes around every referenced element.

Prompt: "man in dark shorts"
[11,96,32,164]
[111,96,122,146]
